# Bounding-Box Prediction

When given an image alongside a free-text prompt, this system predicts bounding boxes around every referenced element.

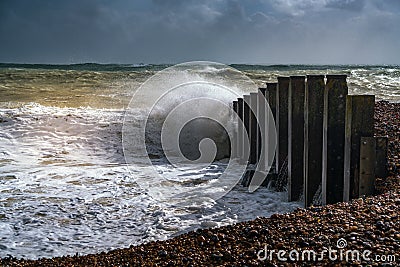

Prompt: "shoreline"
[1,100,399,266]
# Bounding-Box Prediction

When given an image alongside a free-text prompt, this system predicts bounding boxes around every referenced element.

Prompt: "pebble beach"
[1,100,398,266]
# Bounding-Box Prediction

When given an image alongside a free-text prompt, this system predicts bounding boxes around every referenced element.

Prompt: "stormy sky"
[0,0,399,64]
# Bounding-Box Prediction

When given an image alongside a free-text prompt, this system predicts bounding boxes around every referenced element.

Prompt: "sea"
[0,63,399,259]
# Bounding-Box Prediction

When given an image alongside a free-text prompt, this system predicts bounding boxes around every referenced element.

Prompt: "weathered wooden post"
[275,77,290,191]
[344,95,375,201]
[258,88,267,161]
[258,88,267,170]
[237,98,244,161]
[288,76,306,201]
[304,75,325,207]
[243,95,251,164]
[266,83,277,123]
[359,137,376,197]
[322,75,348,205]
[375,136,389,178]
[249,93,258,165]
[267,83,277,174]
[232,100,238,158]
[241,95,254,186]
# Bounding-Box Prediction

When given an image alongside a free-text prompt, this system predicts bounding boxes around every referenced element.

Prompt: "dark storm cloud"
[0,0,399,64]
[0,0,127,62]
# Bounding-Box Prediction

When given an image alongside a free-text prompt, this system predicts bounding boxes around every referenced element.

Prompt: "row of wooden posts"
[232,75,388,207]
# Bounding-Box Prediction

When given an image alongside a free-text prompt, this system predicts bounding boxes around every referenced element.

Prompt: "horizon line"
[0,62,399,67]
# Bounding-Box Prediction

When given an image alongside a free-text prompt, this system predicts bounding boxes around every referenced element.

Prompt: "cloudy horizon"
[0,0,399,65]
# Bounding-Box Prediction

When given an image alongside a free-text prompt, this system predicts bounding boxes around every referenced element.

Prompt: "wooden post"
[267,83,277,174]
[359,137,376,197]
[249,93,258,164]
[344,95,375,201]
[304,75,325,207]
[258,88,267,171]
[375,136,389,178]
[243,95,251,163]
[258,88,267,161]
[322,75,348,205]
[266,83,277,122]
[288,76,306,201]
[237,98,244,161]
[275,77,290,191]
[241,95,251,187]
[232,100,238,158]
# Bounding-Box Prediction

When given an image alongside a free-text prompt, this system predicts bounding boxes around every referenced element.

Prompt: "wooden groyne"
[233,75,389,207]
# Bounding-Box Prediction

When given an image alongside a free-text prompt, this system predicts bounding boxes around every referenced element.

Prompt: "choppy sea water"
[0,64,399,259]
